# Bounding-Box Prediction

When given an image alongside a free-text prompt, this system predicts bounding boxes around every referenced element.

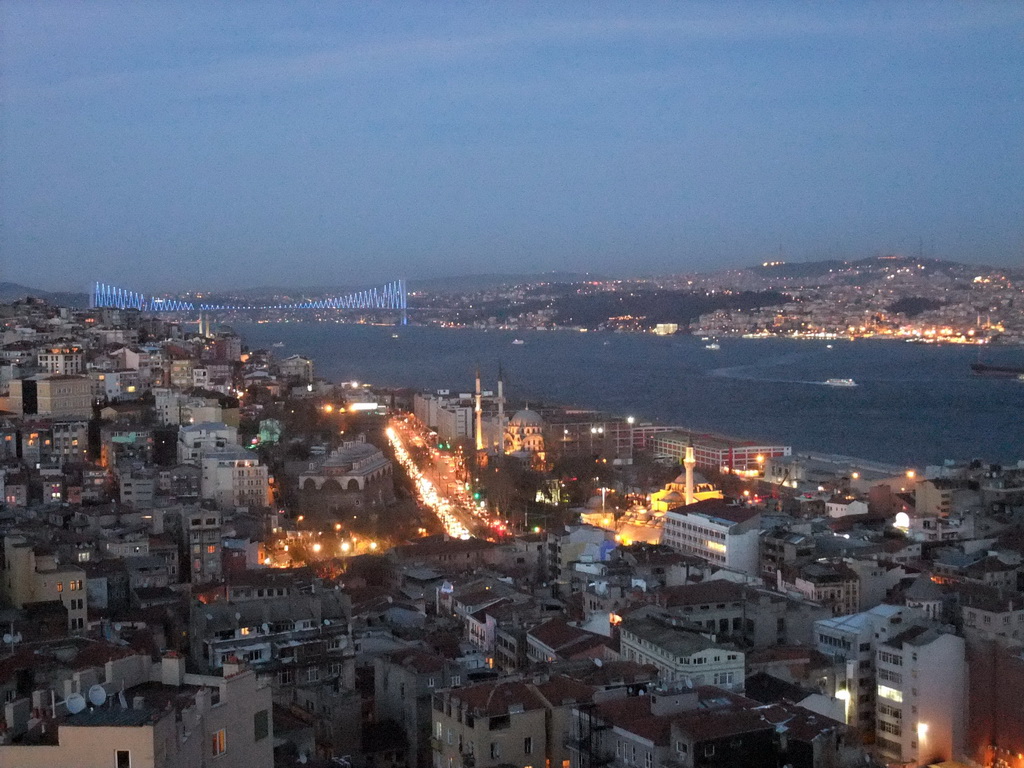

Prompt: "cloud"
[6,4,1022,105]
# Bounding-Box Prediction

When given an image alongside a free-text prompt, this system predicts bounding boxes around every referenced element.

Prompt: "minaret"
[684,439,696,505]
[474,367,484,451]
[497,363,506,454]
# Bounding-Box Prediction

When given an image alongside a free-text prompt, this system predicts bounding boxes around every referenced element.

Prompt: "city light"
[386,425,471,540]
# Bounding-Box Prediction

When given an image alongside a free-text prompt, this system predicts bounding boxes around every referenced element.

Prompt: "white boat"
[511,339,525,345]
[705,342,721,350]
[824,378,857,387]
[391,333,399,339]
[271,342,285,348]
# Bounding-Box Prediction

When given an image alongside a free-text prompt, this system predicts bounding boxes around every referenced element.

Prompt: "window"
[877,685,903,703]
[524,737,533,754]
[704,744,715,757]
[212,728,227,756]
[645,752,653,768]
[490,743,500,759]
[879,720,902,736]
[116,750,131,768]
[254,709,269,741]
[57,581,63,593]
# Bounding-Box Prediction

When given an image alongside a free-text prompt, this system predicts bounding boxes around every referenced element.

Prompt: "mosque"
[505,407,545,458]
[650,442,724,511]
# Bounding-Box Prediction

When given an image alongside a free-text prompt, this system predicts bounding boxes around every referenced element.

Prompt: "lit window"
[877,685,903,703]
[211,728,226,756]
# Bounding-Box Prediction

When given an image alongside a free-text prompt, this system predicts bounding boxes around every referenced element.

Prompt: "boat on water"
[391,333,399,339]
[971,362,1024,378]
[271,342,285,348]
[705,342,721,350]
[824,378,858,387]
[511,339,525,345]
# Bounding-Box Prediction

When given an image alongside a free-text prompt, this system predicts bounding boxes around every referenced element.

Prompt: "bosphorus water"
[238,323,1024,467]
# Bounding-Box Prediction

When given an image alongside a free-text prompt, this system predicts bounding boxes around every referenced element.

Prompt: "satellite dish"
[2,634,11,644]
[298,754,308,765]
[323,619,331,626]
[234,612,241,621]
[593,658,603,667]
[113,623,122,631]
[66,693,86,714]
[206,613,214,620]
[88,684,107,707]
[261,623,270,633]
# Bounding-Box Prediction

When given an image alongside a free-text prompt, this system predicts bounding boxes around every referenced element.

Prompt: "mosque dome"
[509,409,543,427]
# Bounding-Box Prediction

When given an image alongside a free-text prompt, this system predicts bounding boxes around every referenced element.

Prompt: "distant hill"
[0,282,89,307]
[409,272,604,294]
[747,255,1004,281]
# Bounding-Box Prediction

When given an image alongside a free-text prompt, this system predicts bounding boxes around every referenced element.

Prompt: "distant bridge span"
[91,280,408,323]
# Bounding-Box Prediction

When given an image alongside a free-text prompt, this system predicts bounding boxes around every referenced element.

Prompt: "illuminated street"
[386,421,473,540]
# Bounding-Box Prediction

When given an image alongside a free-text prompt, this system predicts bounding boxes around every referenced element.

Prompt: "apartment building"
[184,508,222,583]
[200,447,271,510]
[813,604,919,734]
[376,649,465,768]
[37,344,84,375]
[0,655,273,768]
[780,561,861,617]
[874,626,966,766]
[568,684,853,768]
[7,375,93,418]
[662,500,761,576]
[619,610,745,691]
[431,677,594,768]
[177,421,238,464]
[1,535,88,631]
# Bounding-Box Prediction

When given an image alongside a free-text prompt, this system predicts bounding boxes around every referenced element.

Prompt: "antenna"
[66,693,87,714]
[88,684,107,707]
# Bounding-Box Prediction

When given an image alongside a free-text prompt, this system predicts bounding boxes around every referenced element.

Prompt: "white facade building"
[619,611,745,691]
[814,604,921,733]
[662,499,761,576]
[201,448,271,510]
[874,627,965,766]
[178,422,238,464]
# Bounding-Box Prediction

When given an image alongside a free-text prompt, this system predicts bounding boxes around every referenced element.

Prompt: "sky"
[2,2,1023,293]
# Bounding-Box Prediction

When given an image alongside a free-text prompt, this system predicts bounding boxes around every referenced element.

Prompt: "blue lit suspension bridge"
[91,280,408,323]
